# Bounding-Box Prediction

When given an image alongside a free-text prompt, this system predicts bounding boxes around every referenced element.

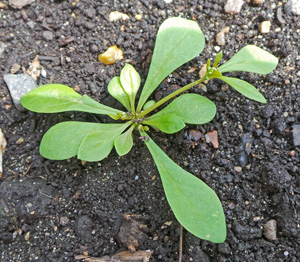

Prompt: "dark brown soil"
[0,0,299,261]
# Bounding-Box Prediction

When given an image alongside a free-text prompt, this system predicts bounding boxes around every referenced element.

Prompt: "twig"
[179,224,183,262]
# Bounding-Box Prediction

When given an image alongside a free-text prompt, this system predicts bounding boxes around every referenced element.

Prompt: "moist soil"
[0,0,300,261]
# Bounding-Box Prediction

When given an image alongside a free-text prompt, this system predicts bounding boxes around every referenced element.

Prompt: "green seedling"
[21,17,278,243]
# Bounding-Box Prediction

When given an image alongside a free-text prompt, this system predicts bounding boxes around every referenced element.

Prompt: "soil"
[0,0,300,261]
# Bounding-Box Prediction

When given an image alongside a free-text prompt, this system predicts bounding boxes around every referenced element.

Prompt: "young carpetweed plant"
[21,17,278,243]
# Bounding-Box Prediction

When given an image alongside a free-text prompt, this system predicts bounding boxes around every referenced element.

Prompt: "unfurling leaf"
[120,64,141,111]
[218,45,278,74]
[137,17,205,111]
[217,76,266,103]
[147,94,216,125]
[141,132,226,243]
[21,84,124,115]
[114,126,134,156]
[108,77,131,111]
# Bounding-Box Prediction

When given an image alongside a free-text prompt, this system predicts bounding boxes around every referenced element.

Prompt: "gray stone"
[43,30,54,41]
[3,73,37,111]
[293,125,300,146]
[0,41,6,58]
[285,0,300,15]
[224,0,244,14]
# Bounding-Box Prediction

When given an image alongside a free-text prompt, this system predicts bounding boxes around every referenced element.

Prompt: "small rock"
[3,73,37,111]
[277,7,286,24]
[264,219,277,241]
[60,216,69,226]
[234,166,242,173]
[0,2,7,8]
[135,14,142,20]
[218,242,231,255]
[27,20,36,29]
[9,0,35,9]
[0,129,7,179]
[10,63,21,74]
[205,130,219,148]
[214,45,221,52]
[216,26,230,46]
[224,0,244,14]
[109,11,129,21]
[98,45,123,65]
[293,125,300,146]
[253,0,264,5]
[259,21,271,33]
[0,41,6,58]
[43,31,54,41]
[285,0,300,15]
[199,64,207,78]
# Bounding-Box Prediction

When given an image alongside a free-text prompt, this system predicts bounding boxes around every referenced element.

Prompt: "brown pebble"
[234,166,242,173]
[216,26,230,46]
[10,63,21,74]
[253,0,264,5]
[205,130,219,149]
[224,0,244,14]
[264,219,277,241]
[289,150,295,157]
[259,21,271,34]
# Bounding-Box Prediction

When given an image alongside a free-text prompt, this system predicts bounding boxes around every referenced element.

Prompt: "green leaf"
[213,51,223,68]
[21,84,124,115]
[114,125,134,156]
[141,132,226,243]
[77,122,131,161]
[217,76,267,103]
[137,17,205,112]
[143,114,185,134]
[143,100,156,110]
[107,77,131,111]
[147,94,216,125]
[120,64,141,111]
[218,45,278,74]
[40,122,126,160]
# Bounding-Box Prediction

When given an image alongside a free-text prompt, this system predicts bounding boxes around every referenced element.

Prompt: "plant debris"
[98,45,124,65]
[0,129,7,179]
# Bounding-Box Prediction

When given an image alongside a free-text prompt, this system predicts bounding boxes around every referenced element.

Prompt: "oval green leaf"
[21,84,124,115]
[218,45,278,74]
[77,122,131,161]
[40,122,126,160]
[141,132,226,243]
[147,94,216,125]
[114,126,134,156]
[137,17,205,111]
[143,114,185,134]
[217,76,267,103]
[107,76,131,111]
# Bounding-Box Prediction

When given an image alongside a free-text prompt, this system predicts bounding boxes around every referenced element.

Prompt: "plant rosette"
[21,17,278,243]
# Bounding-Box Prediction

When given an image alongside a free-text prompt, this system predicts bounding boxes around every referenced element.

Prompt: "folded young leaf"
[108,77,131,111]
[40,122,127,160]
[78,122,131,161]
[217,76,266,103]
[146,94,216,125]
[137,17,205,112]
[114,125,134,156]
[120,64,141,112]
[21,84,124,115]
[143,114,185,134]
[141,132,226,243]
[218,45,278,74]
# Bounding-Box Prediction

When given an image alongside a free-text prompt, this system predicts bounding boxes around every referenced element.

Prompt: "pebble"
[10,63,21,74]
[98,45,123,65]
[277,7,286,24]
[224,0,244,14]
[0,41,6,58]
[9,0,35,9]
[43,30,54,41]
[3,73,37,111]
[253,0,264,5]
[74,215,94,241]
[0,2,7,8]
[216,26,230,46]
[205,130,219,148]
[135,14,142,20]
[214,45,221,52]
[109,11,129,21]
[234,166,242,173]
[60,216,70,226]
[264,219,277,241]
[0,129,7,179]
[293,125,300,146]
[259,21,271,33]
[285,0,300,15]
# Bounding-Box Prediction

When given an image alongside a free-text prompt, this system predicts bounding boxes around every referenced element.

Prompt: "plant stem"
[137,76,207,118]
